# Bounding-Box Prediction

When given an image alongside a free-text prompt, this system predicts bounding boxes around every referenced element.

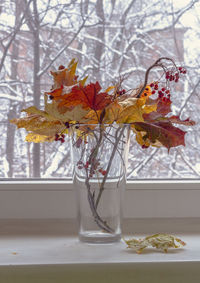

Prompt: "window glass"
[0,0,199,179]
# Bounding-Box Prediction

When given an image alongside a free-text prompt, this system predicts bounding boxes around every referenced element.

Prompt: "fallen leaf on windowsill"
[123,233,186,254]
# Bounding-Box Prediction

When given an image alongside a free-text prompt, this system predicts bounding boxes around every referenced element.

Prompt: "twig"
[95,126,126,209]
[136,57,177,98]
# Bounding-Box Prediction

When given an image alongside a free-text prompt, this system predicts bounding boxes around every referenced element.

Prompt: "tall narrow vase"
[71,124,130,243]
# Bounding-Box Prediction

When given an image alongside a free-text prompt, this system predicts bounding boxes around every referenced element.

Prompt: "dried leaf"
[124,233,186,254]
[134,121,186,150]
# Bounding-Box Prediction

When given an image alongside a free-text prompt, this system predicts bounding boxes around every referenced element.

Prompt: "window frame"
[0,180,200,219]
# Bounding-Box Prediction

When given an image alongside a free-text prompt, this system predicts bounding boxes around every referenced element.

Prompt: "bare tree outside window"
[0,0,199,179]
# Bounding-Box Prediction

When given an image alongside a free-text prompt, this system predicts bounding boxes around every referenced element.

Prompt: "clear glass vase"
[71,124,130,243]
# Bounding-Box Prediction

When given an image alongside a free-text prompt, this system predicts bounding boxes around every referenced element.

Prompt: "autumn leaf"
[116,97,157,124]
[124,233,186,254]
[134,121,186,150]
[25,133,55,143]
[21,106,57,121]
[10,115,65,137]
[50,58,88,90]
[45,100,89,123]
[104,101,122,124]
[165,115,195,126]
[144,96,172,121]
[57,82,112,111]
[50,58,78,89]
[46,86,64,100]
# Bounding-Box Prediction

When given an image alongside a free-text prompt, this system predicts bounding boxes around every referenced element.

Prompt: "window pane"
[0,0,199,179]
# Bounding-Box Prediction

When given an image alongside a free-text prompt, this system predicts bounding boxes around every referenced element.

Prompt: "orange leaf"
[50,58,78,89]
[59,82,112,111]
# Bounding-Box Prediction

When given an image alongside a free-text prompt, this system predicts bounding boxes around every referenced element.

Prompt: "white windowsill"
[0,218,200,265]
[0,218,200,282]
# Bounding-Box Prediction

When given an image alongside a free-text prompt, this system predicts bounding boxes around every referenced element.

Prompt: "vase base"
[79,231,121,244]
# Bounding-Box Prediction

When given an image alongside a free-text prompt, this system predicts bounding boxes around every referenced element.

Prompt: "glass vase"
[71,124,130,243]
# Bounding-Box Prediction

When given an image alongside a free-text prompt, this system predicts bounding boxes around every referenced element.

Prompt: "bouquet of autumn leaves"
[11,57,195,150]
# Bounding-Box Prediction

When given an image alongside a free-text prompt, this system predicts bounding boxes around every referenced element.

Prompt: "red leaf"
[134,121,186,150]
[143,97,172,121]
[58,82,112,111]
[167,115,195,126]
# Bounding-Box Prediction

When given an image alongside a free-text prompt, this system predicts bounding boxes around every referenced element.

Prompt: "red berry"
[161,87,165,91]
[165,90,170,94]
[152,90,156,94]
[178,67,182,71]
[60,138,65,143]
[142,145,149,149]
[58,65,65,70]
[65,122,70,128]
[183,70,187,74]
[154,85,158,90]
[150,83,154,87]
[102,170,107,176]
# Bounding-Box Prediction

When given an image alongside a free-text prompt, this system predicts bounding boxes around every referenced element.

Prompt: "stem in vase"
[95,126,125,209]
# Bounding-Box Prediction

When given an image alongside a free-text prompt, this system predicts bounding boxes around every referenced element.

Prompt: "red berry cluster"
[55,133,65,143]
[150,82,171,103]
[76,159,107,177]
[165,67,186,83]
[117,89,126,96]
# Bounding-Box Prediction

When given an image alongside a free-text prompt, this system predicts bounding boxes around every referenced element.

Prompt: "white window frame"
[0,180,200,219]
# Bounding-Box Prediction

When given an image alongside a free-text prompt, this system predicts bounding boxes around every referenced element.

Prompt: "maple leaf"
[58,82,112,111]
[104,101,122,124]
[134,121,186,150]
[21,106,57,121]
[11,115,65,137]
[144,96,172,121]
[50,59,88,90]
[45,100,89,123]
[25,133,55,143]
[116,97,157,124]
[132,93,195,150]
[50,58,78,89]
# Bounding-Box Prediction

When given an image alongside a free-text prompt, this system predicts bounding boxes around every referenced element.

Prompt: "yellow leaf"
[10,115,65,137]
[45,101,89,123]
[142,103,157,114]
[83,109,101,124]
[79,75,88,86]
[104,101,122,124]
[117,98,144,123]
[22,106,57,121]
[25,133,55,143]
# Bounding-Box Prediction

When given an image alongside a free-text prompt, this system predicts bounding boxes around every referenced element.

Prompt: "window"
[0,0,200,218]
